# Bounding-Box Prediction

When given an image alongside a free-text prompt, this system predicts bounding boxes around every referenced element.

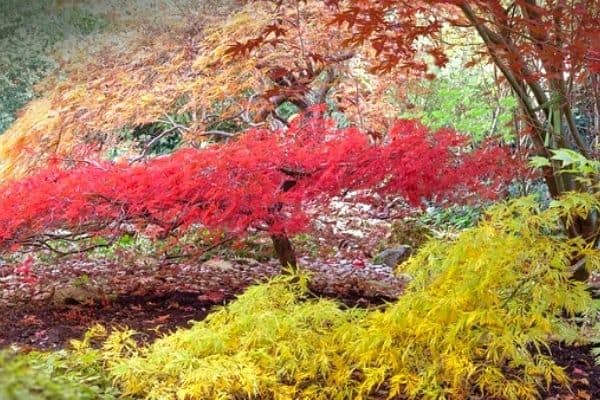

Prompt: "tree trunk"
[271,233,297,269]
[568,214,599,281]
[458,4,599,282]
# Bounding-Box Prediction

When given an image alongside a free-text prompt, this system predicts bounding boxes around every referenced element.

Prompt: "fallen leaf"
[198,291,225,303]
[21,314,42,326]
[146,314,170,324]
[576,390,591,400]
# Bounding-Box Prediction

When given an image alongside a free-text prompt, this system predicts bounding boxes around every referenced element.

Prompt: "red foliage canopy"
[0,116,518,252]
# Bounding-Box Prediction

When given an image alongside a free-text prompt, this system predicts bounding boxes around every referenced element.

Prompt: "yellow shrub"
[82,194,599,399]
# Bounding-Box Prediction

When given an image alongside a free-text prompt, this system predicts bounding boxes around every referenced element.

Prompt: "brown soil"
[0,291,222,350]
[541,343,600,400]
[0,283,393,350]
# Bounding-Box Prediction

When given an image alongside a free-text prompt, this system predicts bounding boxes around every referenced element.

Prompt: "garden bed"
[0,256,404,349]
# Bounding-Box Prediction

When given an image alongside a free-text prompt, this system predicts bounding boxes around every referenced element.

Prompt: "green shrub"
[80,194,598,399]
[591,299,600,365]
[0,348,118,400]
[399,47,517,144]
[420,204,484,231]
[402,75,517,143]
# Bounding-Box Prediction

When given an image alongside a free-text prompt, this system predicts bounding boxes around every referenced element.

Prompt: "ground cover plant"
[0,348,118,400]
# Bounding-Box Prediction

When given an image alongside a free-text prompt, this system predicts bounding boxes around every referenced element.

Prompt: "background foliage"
[0,0,106,133]
[401,59,517,143]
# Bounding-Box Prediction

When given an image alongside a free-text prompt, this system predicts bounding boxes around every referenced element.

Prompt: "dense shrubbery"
[0,348,117,400]
[60,194,597,400]
[420,205,484,231]
[400,56,518,143]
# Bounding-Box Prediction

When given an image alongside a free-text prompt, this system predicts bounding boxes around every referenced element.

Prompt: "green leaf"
[550,148,588,167]
[529,156,551,169]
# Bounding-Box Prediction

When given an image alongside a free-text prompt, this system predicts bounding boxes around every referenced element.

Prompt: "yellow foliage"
[76,194,599,399]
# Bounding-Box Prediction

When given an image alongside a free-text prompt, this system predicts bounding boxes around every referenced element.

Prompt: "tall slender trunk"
[459,3,598,281]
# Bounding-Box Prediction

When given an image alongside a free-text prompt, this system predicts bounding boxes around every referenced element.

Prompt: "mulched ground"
[542,343,600,400]
[0,285,395,350]
[0,291,220,350]
[0,255,404,349]
[0,258,598,399]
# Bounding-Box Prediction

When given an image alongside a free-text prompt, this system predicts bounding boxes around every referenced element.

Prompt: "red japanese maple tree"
[0,115,517,267]
[233,0,598,278]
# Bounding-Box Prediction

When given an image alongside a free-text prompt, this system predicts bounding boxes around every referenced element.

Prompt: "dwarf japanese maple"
[0,115,517,266]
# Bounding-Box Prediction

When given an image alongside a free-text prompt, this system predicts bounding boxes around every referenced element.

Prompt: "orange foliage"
[0,0,413,181]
